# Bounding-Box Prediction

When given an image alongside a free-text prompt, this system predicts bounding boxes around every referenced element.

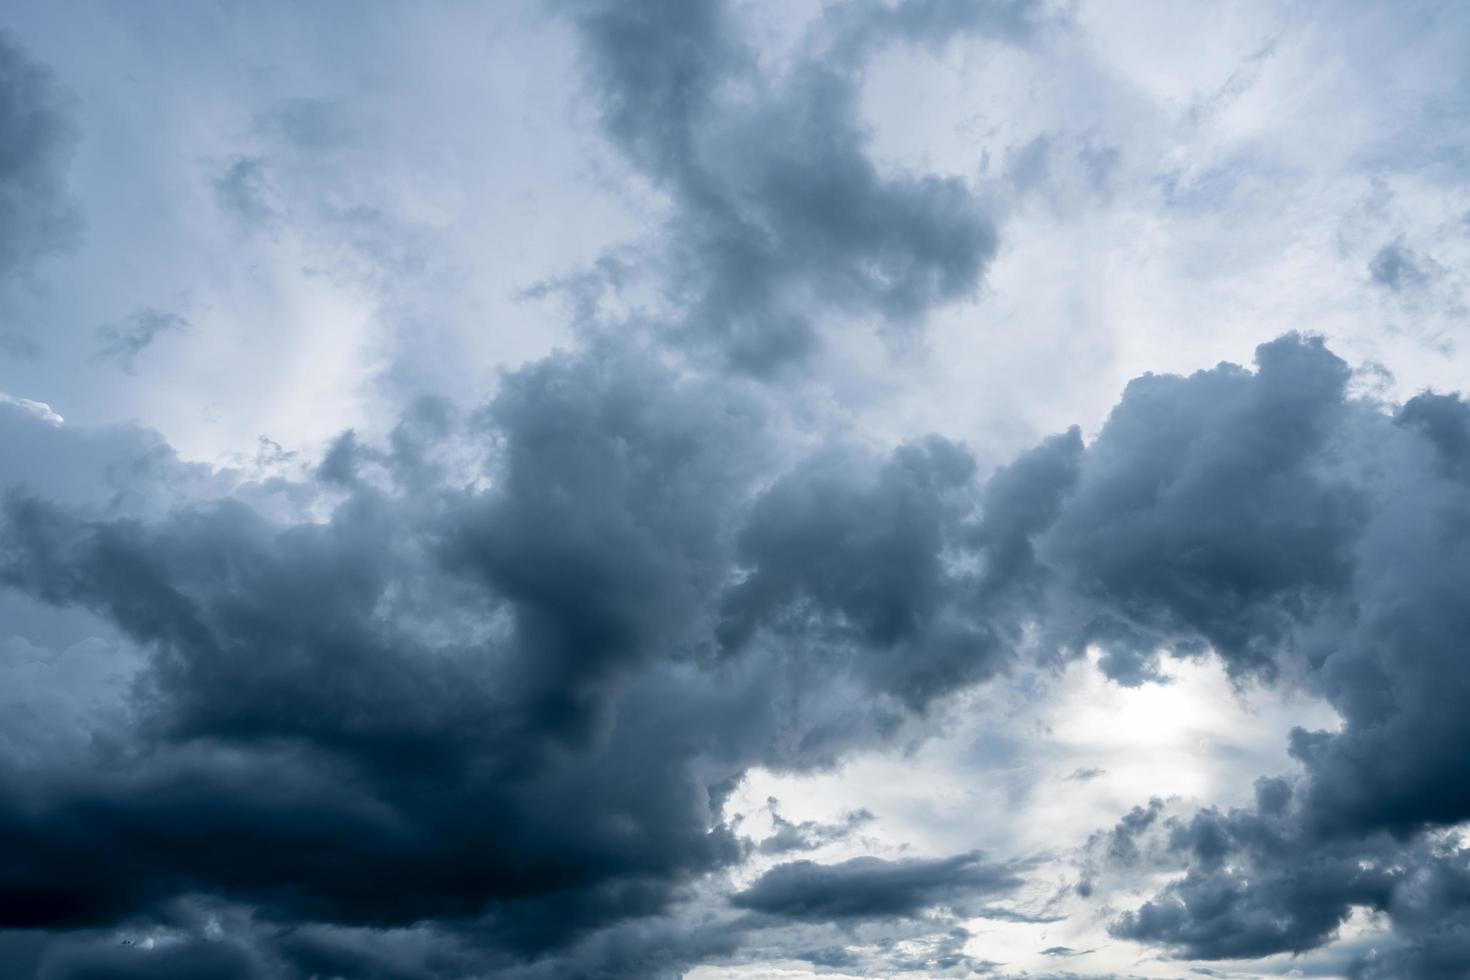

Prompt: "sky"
[1,1,1469,978]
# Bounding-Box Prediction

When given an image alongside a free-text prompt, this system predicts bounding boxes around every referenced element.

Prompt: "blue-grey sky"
[2,2,1469,978]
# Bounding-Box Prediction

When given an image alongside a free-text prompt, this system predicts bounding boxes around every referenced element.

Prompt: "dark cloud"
[1043,335,1470,970]
[1104,788,1470,969]
[731,851,1023,923]
[0,339,1029,975]
[262,921,490,980]
[1109,803,1397,959]
[0,30,80,284]
[569,0,1022,372]
[33,938,263,980]
[721,425,1081,708]
[1350,921,1470,980]
[12,323,1470,975]
[0,348,766,950]
[7,1,1470,976]
[1040,334,1362,682]
[719,436,997,706]
[92,308,189,374]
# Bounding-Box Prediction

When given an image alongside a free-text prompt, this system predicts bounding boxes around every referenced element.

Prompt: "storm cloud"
[4,1,1470,977]
[1047,336,1470,972]
[12,329,1470,975]
[10,321,1470,975]
[0,337,1024,974]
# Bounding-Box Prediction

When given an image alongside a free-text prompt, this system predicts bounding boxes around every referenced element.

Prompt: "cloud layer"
[3,1,1470,978]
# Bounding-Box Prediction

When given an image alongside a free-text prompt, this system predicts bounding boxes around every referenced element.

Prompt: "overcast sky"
[2,2,1469,978]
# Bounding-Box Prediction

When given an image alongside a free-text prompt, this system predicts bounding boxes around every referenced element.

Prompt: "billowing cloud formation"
[9,313,1470,976]
[1041,334,1362,683]
[570,0,1021,371]
[4,2,1470,975]
[3,350,746,938]
[0,335,1043,975]
[1049,338,1470,973]
[0,30,79,283]
[720,423,1082,710]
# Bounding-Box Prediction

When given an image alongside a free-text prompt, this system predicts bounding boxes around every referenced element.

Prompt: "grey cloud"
[1006,135,1053,196]
[92,308,189,374]
[212,156,275,228]
[13,327,1470,973]
[570,0,1018,372]
[9,2,1470,976]
[1105,787,1470,968]
[1103,799,1164,866]
[756,800,873,856]
[0,30,80,284]
[35,938,263,980]
[1110,805,1398,959]
[211,139,426,279]
[731,851,1024,923]
[1040,334,1362,682]
[721,426,1081,709]
[0,398,225,517]
[262,97,357,153]
[0,340,1034,975]
[824,0,1042,54]
[1002,132,1124,213]
[719,436,994,706]
[1042,335,1470,970]
[1368,239,1437,291]
[1039,945,1094,957]
[1350,922,1470,980]
[444,344,768,741]
[262,921,489,980]
[0,347,769,946]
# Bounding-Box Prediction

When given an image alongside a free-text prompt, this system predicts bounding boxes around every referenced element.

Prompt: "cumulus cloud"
[0,335,1041,974]
[10,308,1470,975]
[2,350,753,944]
[5,2,1470,976]
[15,283,1470,979]
[1046,336,1470,972]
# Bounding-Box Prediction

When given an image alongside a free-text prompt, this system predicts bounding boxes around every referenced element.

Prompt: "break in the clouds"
[3,2,1470,979]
